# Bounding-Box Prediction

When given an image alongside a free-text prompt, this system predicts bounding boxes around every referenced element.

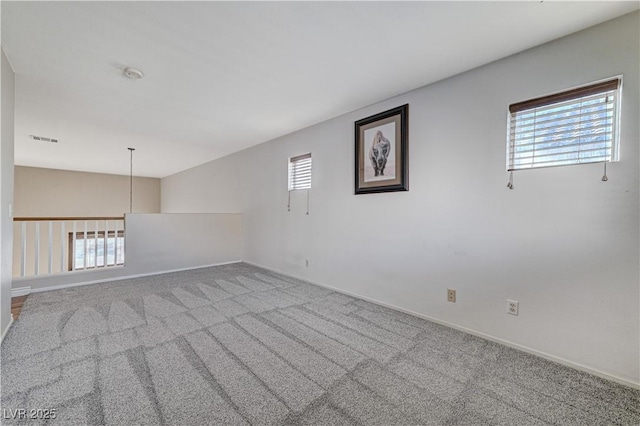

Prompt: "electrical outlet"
[447,289,456,303]
[305,259,310,267]
[507,299,519,316]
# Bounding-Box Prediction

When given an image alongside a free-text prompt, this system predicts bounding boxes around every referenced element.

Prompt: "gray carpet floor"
[1,262,638,425]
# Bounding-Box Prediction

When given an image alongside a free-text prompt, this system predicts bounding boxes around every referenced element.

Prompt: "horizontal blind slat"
[512,147,612,162]
[513,131,613,147]
[513,143,611,158]
[513,106,614,128]
[510,156,610,170]
[513,100,614,123]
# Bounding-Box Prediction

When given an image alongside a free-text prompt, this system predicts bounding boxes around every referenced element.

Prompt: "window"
[508,77,621,171]
[69,231,124,270]
[288,153,312,190]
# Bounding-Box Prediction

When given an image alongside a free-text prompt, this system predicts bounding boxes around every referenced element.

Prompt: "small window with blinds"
[508,77,621,171]
[288,153,312,190]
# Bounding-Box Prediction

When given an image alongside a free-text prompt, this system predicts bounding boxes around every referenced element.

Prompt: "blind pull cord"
[602,163,608,182]
[287,190,310,214]
[306,189,310,215]
[507,171,514,190]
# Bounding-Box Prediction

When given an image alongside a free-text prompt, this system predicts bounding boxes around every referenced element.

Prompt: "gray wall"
[14,166,161,217]
[162,13,640,385]
[1,48,15,339]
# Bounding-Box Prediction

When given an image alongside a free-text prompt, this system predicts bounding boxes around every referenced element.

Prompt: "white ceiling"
[2,1,638,178]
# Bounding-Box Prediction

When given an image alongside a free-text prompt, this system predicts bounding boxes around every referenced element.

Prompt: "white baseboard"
[1,316,14,343]
[27,261,242,294]
[244,261,640,390]
[12,286,31,297]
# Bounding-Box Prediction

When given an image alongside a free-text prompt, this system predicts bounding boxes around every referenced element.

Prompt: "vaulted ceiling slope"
[2,1,638,178]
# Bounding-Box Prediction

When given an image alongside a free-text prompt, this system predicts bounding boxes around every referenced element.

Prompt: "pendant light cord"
[128,148,135,213]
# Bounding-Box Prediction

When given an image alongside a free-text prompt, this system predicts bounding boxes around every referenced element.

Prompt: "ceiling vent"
[30,135,58,143]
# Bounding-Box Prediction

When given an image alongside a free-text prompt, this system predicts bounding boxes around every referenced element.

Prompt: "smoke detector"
[123,67,144,80]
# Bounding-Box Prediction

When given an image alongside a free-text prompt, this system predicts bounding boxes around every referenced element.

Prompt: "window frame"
[507,76,622,172]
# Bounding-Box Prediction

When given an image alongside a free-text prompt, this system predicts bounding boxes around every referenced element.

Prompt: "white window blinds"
[508,78,621,171]
[288,153,312,190]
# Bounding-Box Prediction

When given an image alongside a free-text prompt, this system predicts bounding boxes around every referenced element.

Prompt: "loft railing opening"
[12,217,125,278]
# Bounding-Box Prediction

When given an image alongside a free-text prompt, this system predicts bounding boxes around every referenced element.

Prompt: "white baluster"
[72,221,77,271]
[83,220,88,269]
[48,221,53,274]
[94,220,99,268]
[60,221,65,273]
[104,219,108,267]
[113,220,118,266]
[20,221,26,277]
[34,222,40,276]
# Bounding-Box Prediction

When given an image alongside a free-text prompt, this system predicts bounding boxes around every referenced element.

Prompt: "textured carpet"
[1,262,638,425]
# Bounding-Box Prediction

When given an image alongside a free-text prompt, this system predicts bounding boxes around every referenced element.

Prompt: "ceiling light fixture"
[123,67,144,80]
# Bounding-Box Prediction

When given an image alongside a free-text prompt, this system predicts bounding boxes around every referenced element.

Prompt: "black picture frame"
[355,104,409,194]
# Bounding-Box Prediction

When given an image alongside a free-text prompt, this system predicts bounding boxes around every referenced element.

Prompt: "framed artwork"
[354,104,409,194]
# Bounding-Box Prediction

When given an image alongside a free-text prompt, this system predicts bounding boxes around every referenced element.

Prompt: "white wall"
[162,12,640,385]
[13,213,242,292]
[125,214,242,274]
[1,48,15,339]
